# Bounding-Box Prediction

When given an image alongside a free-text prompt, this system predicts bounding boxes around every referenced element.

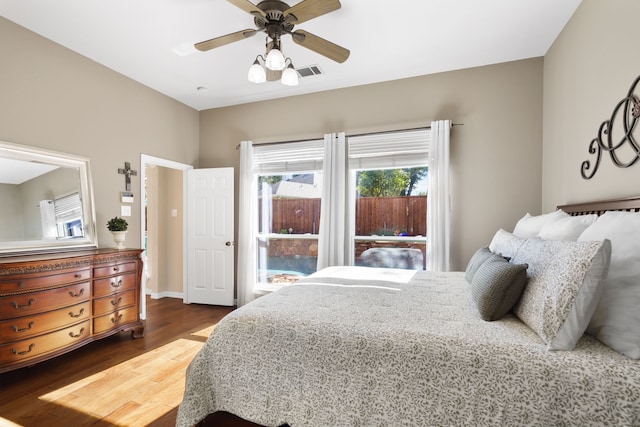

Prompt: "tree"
[258,175,282,186]
[402,167,429,196]
[357,167,428,197]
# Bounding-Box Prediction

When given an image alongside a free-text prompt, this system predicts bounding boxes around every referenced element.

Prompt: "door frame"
[139,154,193,319]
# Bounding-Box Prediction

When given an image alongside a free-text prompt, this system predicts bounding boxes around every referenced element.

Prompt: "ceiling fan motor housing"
[254,0,295,39]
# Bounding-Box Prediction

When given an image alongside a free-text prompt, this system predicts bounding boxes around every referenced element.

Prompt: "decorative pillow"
[488,229,526,259]
[579,211,640,359]
[464,247,494,284]
[512,209,570,238]
[511,238,611,350]
[538,214,597,241]
[470,254,528,321]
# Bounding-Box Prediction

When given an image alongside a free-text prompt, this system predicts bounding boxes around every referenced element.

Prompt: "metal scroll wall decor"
[581,74,640,179]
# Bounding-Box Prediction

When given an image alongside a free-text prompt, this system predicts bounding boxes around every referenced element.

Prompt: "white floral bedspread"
[177,268,640,427]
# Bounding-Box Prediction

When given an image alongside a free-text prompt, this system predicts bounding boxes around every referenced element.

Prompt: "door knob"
[225,241,234,246]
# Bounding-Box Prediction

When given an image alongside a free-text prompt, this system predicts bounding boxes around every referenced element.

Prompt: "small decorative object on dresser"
[0,248,144,373]
[106,216,128,250]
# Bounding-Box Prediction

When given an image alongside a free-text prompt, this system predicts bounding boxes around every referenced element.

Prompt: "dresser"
[0,248,144,373]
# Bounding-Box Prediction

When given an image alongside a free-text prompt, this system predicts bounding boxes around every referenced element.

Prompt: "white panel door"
[186,167,234,306]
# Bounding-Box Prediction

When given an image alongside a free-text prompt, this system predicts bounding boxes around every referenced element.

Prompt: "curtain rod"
[235,123,463,149]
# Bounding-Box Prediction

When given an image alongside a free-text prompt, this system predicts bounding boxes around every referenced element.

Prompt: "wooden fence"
[259,196,427,236]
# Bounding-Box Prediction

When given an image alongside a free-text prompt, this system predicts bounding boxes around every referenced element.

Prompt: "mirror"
[0,140,98,256]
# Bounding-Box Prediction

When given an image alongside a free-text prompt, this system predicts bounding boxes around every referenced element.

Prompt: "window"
[54,192,84,238]
[253,140,324,286]
[348,130,430,270]
[239,125,449,305]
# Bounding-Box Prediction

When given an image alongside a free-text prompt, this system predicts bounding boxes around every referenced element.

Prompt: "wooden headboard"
[558,196,640,216]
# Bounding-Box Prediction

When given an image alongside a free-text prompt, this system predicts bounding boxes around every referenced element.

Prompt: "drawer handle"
[69,327,85,339]
[11,343,35,356]
[75,273,83,278]
[69,308,85,318]
[113,267,120,272]
[111,279,122,288]
[69,288,85,298]
[11,298,35,309]
[111,313,123,324]
[111,297,123,306]
[12,321,35,333]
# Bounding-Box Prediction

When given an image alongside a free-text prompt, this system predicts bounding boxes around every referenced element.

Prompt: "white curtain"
[39,200,57,239]
[426,120,451,272]
[317,132,347,269]
[237,141,257,307]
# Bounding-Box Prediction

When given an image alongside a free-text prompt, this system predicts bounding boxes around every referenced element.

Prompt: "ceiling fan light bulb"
[248,62,266,83]
[265,48,285,71]
[281,64,299,86]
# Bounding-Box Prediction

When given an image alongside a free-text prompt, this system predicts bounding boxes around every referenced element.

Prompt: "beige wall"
[199,59,544,270]
[542,0,640,211]
[0,17,200,250]
[0,184,24,241]
[145,165,159,295]
[3,9,570,273]
[144,165,183,297]
[158,167,184,295]
[2,1,636,277]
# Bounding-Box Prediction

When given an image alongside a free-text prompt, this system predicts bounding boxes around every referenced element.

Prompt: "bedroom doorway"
[139,154,192,320]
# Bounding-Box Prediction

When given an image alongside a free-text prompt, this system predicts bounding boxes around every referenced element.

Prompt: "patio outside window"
[257,172,322,285]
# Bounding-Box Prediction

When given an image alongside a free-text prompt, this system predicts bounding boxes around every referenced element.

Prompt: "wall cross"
[117,161,138,191]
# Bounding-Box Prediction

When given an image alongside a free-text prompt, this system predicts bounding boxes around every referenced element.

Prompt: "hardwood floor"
[0,296,235,427]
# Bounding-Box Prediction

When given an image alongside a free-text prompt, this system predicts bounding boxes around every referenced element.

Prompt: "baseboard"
[147,290,184,300]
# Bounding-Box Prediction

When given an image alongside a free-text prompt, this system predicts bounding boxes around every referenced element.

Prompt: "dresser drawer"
[0,282,91,320]
[93,290,135,317]
[0,268,91,294]
[93,273,136,298]
[93,262,137,279]
[0,301,90,341]
[93,306,138,335]
[0,320,90,365]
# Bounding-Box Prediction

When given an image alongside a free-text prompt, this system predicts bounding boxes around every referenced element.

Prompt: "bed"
[176,196,640,427]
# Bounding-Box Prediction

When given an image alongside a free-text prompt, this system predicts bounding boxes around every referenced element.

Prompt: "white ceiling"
[0,0,581,111]
[0,158,59,185]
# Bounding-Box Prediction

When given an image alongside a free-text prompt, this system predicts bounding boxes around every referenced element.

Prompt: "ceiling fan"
[194,0,350,83]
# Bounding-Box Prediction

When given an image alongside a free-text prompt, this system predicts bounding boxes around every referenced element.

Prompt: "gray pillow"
[464,247,494,284]
[471,254,528,321]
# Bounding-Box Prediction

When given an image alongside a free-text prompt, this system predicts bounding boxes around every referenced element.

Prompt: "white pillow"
[488,229,526,259]
[512,209,570,238]
[538,214,598,241]
[579,211,640,359]
[511,238,611,351]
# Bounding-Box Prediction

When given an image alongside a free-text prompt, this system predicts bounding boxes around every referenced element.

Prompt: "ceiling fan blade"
[227,0,266,18]
[291,30,350,63]
[284,0,341,24]
[195,29,258,52]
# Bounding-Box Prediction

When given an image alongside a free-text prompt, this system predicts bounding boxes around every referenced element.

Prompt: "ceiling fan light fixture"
[281,61,299,86]
[195,0,349,91]
[248,56,266,83]
[265,47,286,71]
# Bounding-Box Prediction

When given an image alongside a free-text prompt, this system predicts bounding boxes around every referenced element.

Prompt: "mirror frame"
[0,140,98,256]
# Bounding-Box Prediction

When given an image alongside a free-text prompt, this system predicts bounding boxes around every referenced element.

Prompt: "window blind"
[54,193,82,223]
[253,139,324,173]
[348,129,430,169]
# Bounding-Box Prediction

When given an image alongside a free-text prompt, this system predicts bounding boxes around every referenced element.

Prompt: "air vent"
[296,65,323,78]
